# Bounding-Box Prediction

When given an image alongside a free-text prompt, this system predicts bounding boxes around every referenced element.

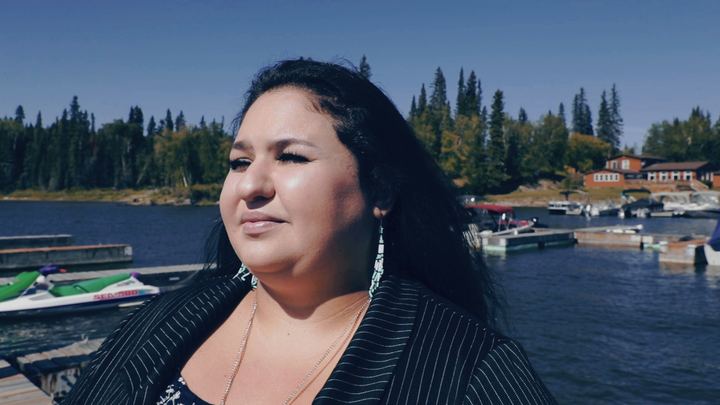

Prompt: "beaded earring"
[368,222,384,298]
[238,263,258,289]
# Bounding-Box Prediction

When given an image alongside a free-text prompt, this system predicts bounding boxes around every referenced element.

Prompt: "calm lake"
[1,201,719,404]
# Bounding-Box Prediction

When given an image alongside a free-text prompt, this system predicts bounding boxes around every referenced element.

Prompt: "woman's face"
[220,88,377,283]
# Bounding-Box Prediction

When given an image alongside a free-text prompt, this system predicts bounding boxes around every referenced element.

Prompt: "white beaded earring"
[238,263,258,289]
[368,222,384,298]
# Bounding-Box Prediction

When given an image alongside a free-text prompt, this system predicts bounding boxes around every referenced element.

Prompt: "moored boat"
[0,264,162,318]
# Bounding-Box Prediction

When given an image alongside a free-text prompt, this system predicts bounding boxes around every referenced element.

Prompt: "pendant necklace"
[220,294,371,405]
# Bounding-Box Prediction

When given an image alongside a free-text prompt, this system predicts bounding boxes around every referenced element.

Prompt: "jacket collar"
[121,275,419,404]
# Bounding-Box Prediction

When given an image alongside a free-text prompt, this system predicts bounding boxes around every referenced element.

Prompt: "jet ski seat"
[50,273,132,297]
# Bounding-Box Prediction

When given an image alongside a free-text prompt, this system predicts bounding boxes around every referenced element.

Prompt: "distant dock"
[0,235,132,270]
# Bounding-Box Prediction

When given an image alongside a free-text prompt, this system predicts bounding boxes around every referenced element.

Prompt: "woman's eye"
[278,153,309,164]
[229,159,251,171]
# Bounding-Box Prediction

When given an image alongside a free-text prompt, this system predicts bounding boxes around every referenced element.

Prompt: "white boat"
[683,191,720,219]
[589,200,621,217]
[0,264,162,317]
[704,218,720,266]
[548,190,589,215]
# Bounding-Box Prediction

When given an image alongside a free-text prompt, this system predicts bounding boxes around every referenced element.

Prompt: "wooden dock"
[659,239,709,264]
[0,338,105,403]
[474,229,576,253]
[0,359,52,404]
[0,263,204,285]
[0,244,133,270]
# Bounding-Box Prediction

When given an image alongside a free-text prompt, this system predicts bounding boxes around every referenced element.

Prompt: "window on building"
[622,160,630,169]
[649,172,656,181]
[660,172,667,181]
[684,171,692,181]
[611,161,618,169]
[672,172,679,180]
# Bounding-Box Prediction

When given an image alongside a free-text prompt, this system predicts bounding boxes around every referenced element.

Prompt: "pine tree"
[609,84,623,146]
[147,116,156,137]
[15,106,25,125]
[558,103,566,125]
[409,97,417,118]
[428,68,449,158]
[165,109,174,132]
[358,55,371,80]
[418,84,427,114]
[175,111,186,130]
[36,112,42,128]
[596,91,614,147]
[583,104,593,135]
[487,90,507,190]
[518,108,528,124]
[455,68,466,117]
[464,71,480,117]
[200,116,206,128]
[572,88,593,135]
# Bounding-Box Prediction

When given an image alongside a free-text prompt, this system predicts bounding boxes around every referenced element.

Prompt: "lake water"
[1,201,719,404]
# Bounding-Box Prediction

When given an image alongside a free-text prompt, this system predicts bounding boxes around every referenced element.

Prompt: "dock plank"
[0,263,203,285]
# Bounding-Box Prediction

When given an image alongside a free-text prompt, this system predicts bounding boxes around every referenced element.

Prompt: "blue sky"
[2,0,719,149]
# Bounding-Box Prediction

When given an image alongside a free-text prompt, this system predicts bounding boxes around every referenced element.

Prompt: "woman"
[63,59,556,404]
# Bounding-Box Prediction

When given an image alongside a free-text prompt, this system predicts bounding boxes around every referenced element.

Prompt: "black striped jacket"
[62,274,556,404]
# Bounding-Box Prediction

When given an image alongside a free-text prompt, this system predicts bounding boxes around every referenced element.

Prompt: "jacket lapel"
[314,276,419,404]
[120,274,250,403]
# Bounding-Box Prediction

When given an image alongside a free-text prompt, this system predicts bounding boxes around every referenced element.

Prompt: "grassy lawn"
[486,187,627,206]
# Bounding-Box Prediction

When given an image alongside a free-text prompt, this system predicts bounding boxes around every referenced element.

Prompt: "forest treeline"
[407,67,720,194]
[2,57,720,195]
[0,97,231,193]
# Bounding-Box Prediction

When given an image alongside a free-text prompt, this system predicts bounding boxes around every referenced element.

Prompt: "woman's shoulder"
[383,276,557,404]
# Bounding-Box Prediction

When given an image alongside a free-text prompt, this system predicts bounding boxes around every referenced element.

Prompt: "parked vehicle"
[0,264,161,317]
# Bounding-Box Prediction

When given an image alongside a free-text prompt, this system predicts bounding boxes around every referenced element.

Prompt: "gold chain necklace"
[220,294,371,405]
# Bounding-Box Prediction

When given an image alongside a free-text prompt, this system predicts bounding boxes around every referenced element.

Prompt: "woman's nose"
[233,160,275,202]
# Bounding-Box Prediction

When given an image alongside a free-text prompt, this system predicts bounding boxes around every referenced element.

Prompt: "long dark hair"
[203,59,504,327]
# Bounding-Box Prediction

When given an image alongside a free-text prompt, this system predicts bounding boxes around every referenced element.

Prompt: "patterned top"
[156,371,212,405]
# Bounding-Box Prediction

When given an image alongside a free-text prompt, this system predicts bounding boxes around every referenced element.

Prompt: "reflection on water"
[1,202,719,403]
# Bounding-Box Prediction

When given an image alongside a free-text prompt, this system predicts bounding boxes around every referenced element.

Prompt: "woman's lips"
[240,212,284,235]
[242,220,282,235]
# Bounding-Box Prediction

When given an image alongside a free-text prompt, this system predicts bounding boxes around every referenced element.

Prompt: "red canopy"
[466,204,515,214]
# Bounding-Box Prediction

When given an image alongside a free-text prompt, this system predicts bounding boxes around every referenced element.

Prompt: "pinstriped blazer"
[62,274,556,405]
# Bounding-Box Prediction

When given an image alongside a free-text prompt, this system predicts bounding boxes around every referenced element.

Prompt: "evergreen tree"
[572,88,593,135]
[583,104,593,135]
[418,84,427,114]
[428,68,449,158]
[175,111,186,130]
[358,55,371,80]
[165,109,174,132]
[15,106,25,125]
[487,90,507,190]
[200,116,206,128]
[596,91,614,147]
[465,71,480,117]
[147,116,156,137]
[409,97,417,118]
[455,68,466,117]
[518,108,528,124]
[558,103,566,125]
[609,84,623,145]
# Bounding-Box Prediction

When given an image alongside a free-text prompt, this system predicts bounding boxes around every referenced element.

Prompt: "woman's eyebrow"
[232,137,319,151]
[274,138,318,150]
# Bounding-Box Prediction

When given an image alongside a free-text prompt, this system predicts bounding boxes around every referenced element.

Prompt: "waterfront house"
[583,154,666,188]
[640,161,717,185]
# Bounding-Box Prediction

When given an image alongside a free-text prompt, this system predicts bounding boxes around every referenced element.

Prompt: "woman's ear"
[373,191,395,219]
